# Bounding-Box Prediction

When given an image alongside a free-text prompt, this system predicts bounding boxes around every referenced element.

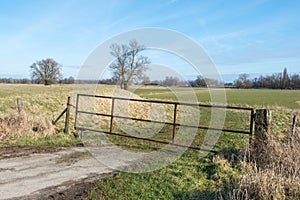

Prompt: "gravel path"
[0,147,116,200]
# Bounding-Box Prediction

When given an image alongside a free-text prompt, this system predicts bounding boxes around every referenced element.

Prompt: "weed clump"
[0,111,57,142]
[221,118,300,200]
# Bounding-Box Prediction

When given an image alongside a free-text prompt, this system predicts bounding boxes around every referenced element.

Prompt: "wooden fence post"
[64,96,71,134]
[254,109,271,143]
[254,109,271,136]
[292,115,298,137]
[250,109,271,166]
[17,98,22,113]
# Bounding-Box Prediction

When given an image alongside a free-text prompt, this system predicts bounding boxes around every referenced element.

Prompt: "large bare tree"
[109,39,150,90]
[30,58,62,85]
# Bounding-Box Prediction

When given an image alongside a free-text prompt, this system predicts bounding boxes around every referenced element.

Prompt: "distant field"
[132,86,300,109]
[1,84,299,111]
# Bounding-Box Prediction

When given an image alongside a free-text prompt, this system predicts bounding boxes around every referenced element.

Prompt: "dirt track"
[0,146,116,200]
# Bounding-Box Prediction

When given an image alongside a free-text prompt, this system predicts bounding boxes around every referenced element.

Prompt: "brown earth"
[0,146,65,160]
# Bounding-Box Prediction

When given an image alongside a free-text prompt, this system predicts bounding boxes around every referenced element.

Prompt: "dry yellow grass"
[0,111,57,142]
[223,125,300,200]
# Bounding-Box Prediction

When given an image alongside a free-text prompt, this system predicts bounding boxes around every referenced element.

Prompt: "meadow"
[0,84,300,199]
[132,86,300,109]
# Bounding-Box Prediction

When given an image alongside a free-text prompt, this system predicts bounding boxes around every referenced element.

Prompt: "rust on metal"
[249,109,255,136]
[77,94,253,110]
[76,126,218,153]
[75,94,255,153]
[110,98,115,134]
[74,94,80,130]
[172,103,178,144]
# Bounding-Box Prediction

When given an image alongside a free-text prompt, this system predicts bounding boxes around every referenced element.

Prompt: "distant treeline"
[0,75,221,87]
[146,68,300,89]
[0,77,117,85]
[142,76,223,87]
[188,76,224,87]
[233,68,300,89]
[1,68,299,89]
[0,78,32,84]
[0,77,76,84]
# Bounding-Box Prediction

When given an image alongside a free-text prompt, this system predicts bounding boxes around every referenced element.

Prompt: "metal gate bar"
[74,94,254,152]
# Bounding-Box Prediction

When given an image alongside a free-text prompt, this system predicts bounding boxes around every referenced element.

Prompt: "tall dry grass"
[221,114,300,200]
[0,111,57,143]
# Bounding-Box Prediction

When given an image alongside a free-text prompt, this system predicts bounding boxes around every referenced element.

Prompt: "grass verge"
[86,151,240,200]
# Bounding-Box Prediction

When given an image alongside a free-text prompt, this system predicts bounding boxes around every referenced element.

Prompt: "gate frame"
[74,94,255,153]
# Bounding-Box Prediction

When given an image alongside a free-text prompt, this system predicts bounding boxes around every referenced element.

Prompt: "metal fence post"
[172,103,178,144]
[64,96,71,134]
[74,94,80,130]
[249,109,255,136]
[110,98,115,134]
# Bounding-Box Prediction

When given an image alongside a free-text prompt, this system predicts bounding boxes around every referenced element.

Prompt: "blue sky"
[0,0,299,82]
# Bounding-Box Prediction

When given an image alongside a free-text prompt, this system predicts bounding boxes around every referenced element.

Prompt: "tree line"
[233,68,300,89]
[2,70,299,90]
[0,77,76,84]
[0,77,116,84]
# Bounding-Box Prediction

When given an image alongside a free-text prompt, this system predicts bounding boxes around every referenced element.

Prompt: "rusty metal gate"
[74,94,254,153]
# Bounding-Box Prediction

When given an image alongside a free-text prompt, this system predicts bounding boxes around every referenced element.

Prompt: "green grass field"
[1,84,299,199]
[132,86,300,109]
[1,84,299,115]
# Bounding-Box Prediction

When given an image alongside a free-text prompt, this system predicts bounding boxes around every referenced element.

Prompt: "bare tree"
[282,67,289,89]
[30,58,62,85]
[109,39,150,90]
[162,76,180,86]
[234,73,252,88]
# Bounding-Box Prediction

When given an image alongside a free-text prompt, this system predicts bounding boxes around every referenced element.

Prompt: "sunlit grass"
[132,86,300,109]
